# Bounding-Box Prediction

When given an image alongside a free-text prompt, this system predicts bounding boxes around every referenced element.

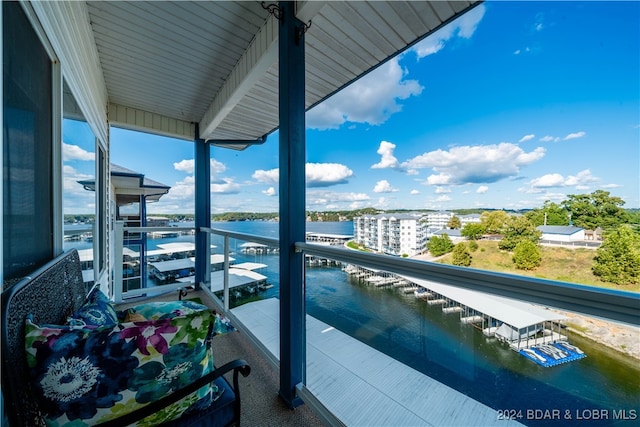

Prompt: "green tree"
[480,211,509,235]
[468,240,478,252]
[427,234,454,257]
[461,223,485,240]
[525,201,569,226]
[452,242,472,266]
[512,240,542,270]
[498,216,542,251]
[592,225,640,285]
[447,215,462,229]
[562,190,629,230]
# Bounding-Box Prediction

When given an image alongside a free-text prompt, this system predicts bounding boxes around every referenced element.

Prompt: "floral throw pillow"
[68,288,119,329]
[25,304,218,426]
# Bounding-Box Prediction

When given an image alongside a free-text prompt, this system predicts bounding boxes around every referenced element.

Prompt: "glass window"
[3,2,53,283]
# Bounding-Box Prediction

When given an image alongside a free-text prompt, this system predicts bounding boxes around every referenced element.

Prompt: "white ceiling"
[83,1,479,142]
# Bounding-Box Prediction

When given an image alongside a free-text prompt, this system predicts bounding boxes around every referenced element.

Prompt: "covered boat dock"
[404,276,569,351]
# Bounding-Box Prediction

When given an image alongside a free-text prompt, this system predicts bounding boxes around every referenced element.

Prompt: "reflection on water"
[305,265,639,425]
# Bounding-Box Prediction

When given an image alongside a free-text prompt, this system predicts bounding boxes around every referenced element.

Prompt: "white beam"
[108,103,195,141]
[198,1,328,140]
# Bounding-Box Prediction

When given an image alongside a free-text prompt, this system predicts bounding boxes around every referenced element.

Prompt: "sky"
[63,1,640,215]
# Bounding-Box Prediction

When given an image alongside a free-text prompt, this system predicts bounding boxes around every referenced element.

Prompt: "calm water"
[67,221,640,425]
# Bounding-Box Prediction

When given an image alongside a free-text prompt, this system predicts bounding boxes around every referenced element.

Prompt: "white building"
[425,211,455,229]
[537,226,585,242]
[353,213,428,257]
[459,214,482,227]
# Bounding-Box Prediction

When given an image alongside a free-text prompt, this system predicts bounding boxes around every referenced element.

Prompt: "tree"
[452,243,472,266]
[461,223,485,240]
[480,211,509,235]
[512,240,542,270]
[447,215,462,229]
[525,201,569,226]
[592,225,640,285]
[562,190,629,230]
[499,216,542,251]
[427,234,454,257]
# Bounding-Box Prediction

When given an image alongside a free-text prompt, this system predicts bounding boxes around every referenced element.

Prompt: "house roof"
[78,163,170,204]
[37,1,480,145]
[537,226,584,235]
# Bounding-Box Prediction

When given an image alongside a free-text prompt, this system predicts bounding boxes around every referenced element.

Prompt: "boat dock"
[344,265,586,367]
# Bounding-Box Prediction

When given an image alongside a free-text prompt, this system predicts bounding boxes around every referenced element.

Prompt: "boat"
[414,287,430,298]
[522,348,547,363]
[556,341,584,354]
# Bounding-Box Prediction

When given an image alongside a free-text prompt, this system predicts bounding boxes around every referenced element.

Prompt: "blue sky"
[63,1,639,215]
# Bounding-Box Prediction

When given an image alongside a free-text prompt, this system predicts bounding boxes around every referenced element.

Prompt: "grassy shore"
[436,240,640,293]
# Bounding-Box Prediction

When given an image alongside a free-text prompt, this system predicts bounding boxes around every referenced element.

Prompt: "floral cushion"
[120,300,210,322]
[25,301,218,426]
[68,288,119,329]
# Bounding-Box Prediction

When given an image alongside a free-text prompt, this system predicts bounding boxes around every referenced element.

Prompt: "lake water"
[66,221,640,425]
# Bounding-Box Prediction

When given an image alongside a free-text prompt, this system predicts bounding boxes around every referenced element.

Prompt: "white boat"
[523,348,547,363]
[556,341,584,354]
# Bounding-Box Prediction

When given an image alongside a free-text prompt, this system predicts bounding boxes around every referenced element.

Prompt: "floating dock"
[519,342,586,367]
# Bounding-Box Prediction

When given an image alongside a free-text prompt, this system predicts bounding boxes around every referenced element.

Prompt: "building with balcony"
[354,213,428,256]
[3,2,638,426]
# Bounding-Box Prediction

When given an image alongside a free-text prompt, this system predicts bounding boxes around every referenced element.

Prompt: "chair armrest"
[98,359,251,427]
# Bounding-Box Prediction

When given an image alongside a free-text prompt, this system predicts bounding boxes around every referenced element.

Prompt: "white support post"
[223,235,230,312]
[113,220,124,303]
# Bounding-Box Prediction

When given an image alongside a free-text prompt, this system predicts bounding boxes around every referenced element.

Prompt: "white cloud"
[519,134,535,143]
[436,195,452,202]
[410,189,420,195]
[412,4,485,59]
[306,163,354,187]
[252,168,279,184]
[564,131,586,140]
[404,143,545,186]
[564,169,598,186]
[174,159,194,173]
[63,143,94,161]
[539,135,559,142]
[514,47,532,55]
[530,173,565,188]
[371,141,402,170]
[435,187,451,194]
[538,131,585,143]
[307,190,371,209]
[262,187,277,196]
[174,158,226,175]
[306,58,423,130]
[373,180,398,193]
[63,165,95,213]
[477,185,489,194]
[211,178,241,194]
[530,169,599,188]
[253,163,354,188]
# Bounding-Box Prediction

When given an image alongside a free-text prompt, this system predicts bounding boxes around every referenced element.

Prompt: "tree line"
[428,191,639,286]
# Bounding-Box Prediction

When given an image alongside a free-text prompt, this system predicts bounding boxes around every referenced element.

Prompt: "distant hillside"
[437,240,639,292]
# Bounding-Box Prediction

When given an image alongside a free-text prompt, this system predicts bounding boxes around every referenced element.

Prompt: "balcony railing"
[110,223,640,425]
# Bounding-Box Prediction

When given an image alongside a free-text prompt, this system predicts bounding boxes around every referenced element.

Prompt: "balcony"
[102,223,640,426]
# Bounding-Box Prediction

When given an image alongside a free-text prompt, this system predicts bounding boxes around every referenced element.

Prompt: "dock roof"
[406,276,566,329]
[209,268,267,292]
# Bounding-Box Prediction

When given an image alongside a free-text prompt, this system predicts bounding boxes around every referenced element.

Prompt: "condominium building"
[424,211,454,229]
[353,213,428,257]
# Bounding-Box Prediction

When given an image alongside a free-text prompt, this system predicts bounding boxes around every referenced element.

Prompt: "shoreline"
[554,309,640,360]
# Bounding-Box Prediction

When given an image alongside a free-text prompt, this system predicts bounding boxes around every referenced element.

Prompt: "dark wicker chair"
[1,249,250,426]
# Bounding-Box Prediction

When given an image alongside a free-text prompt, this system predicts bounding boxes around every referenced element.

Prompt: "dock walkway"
[232,298,521,427]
